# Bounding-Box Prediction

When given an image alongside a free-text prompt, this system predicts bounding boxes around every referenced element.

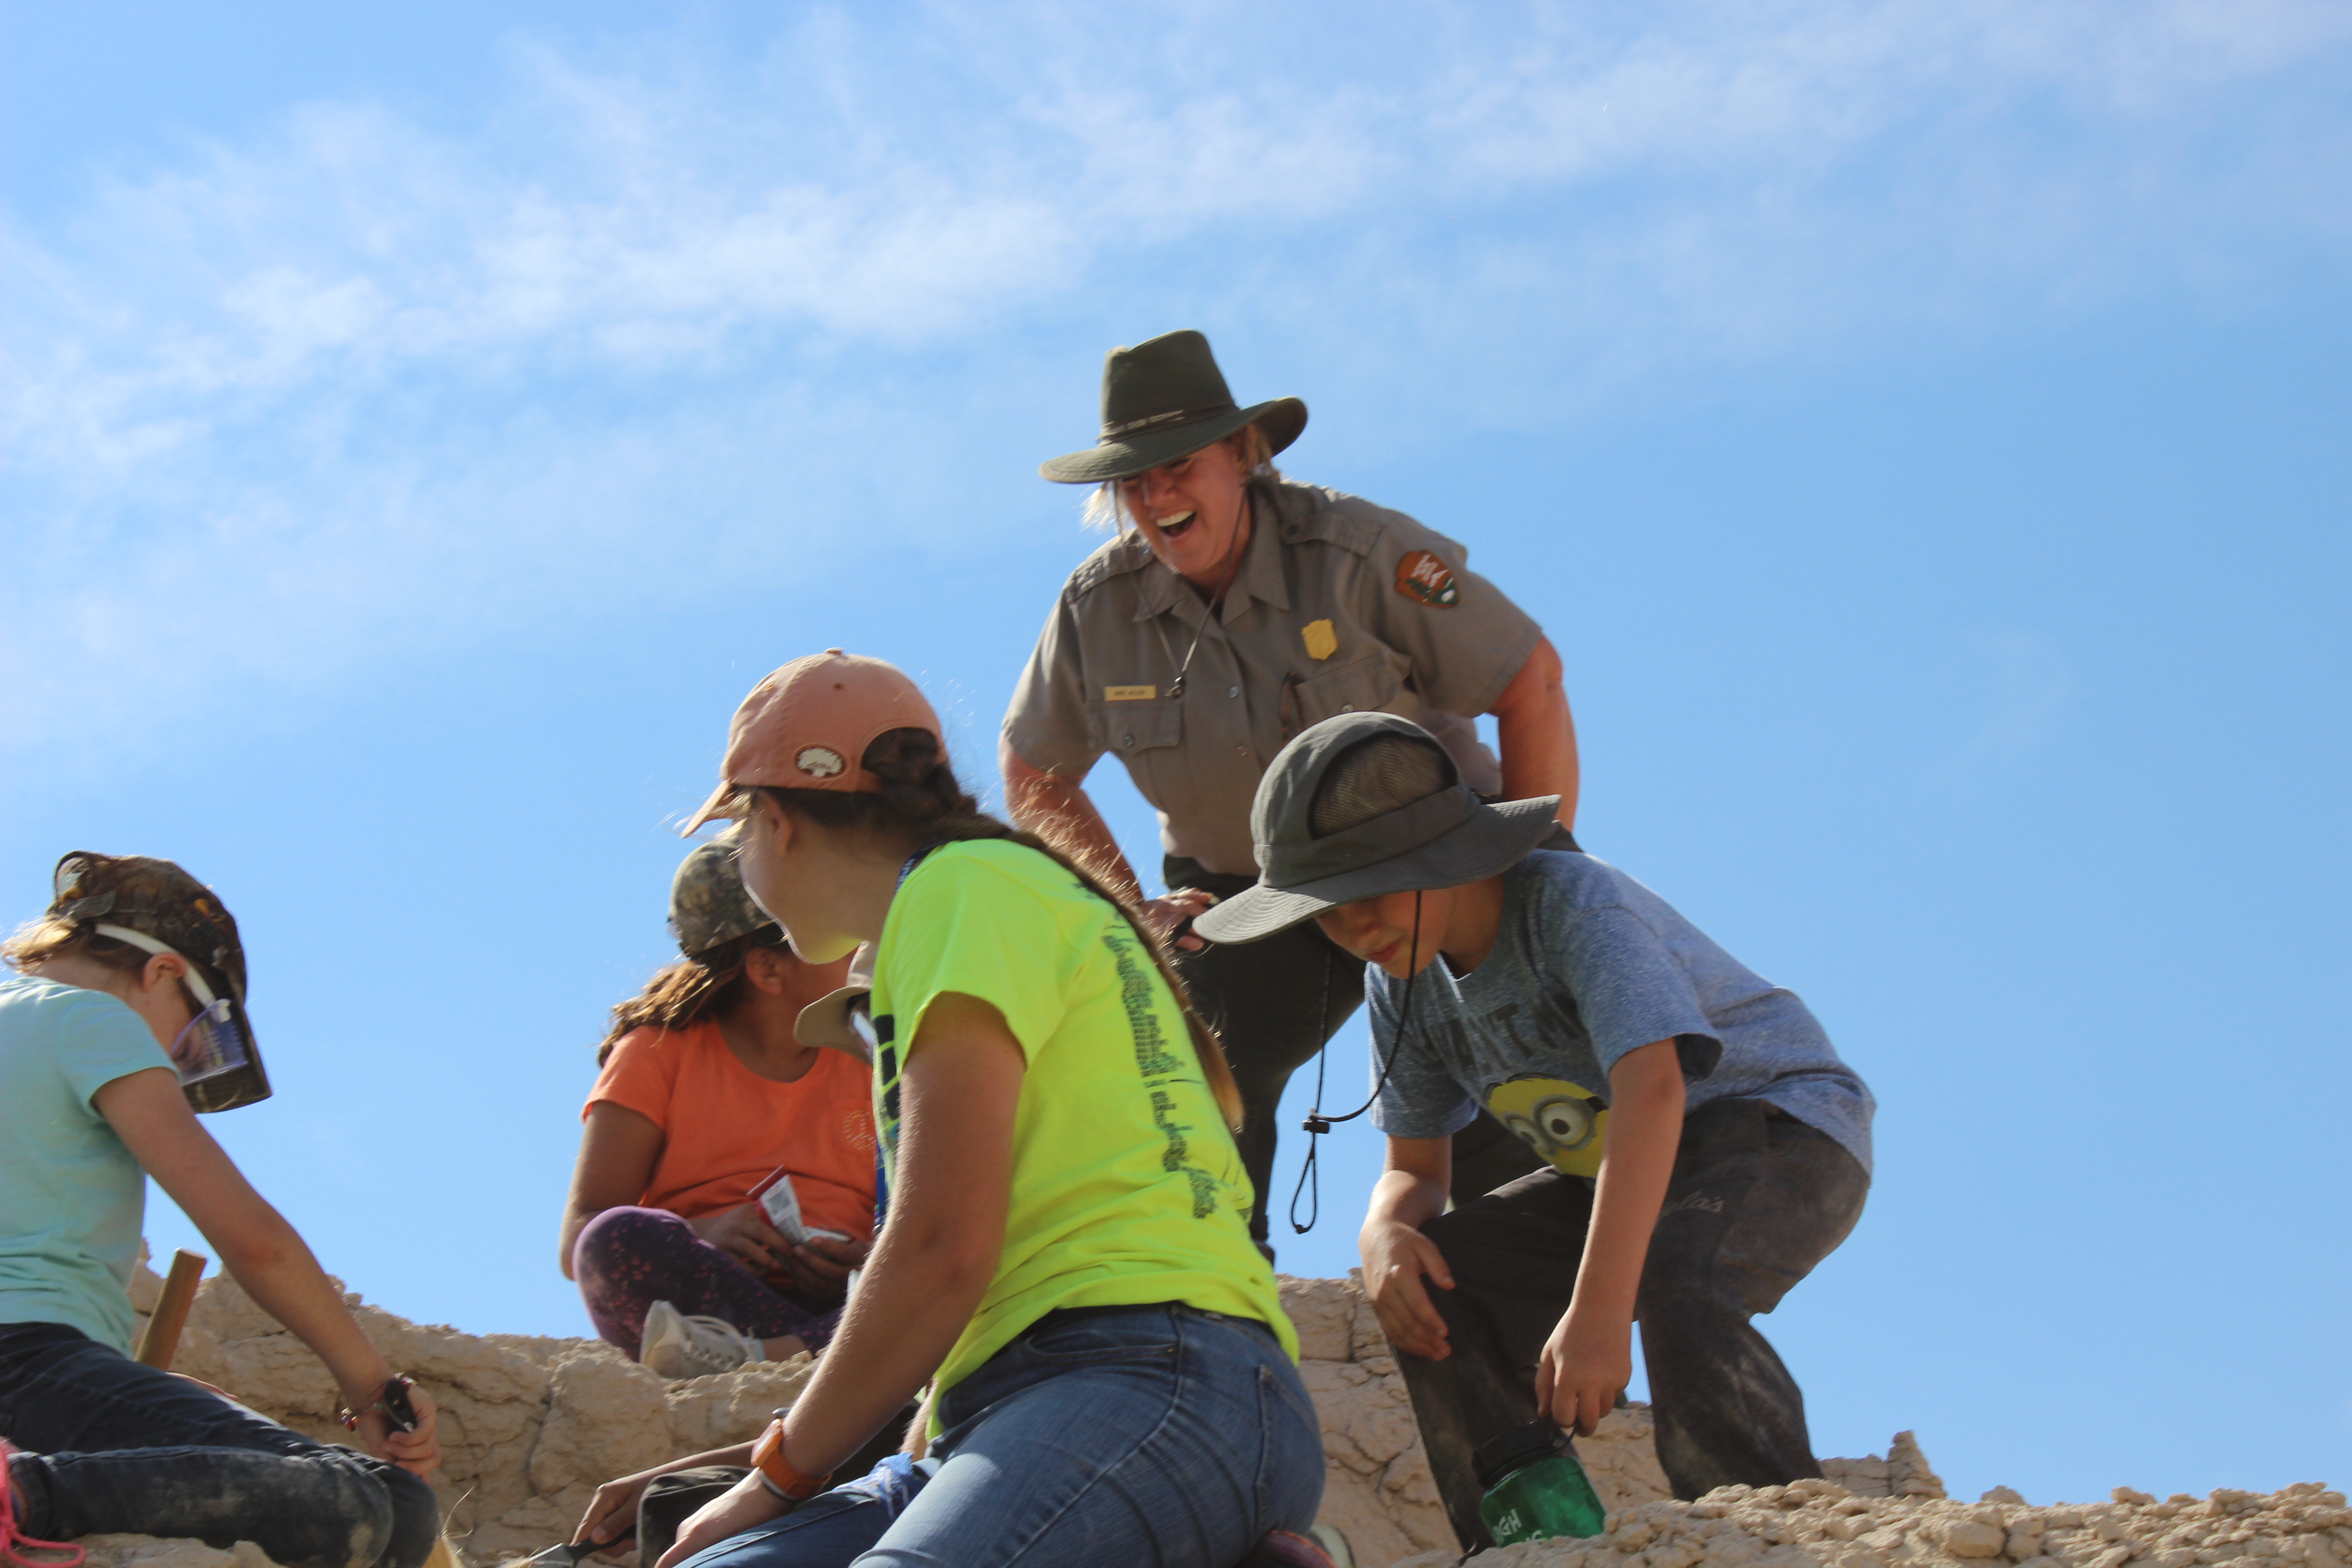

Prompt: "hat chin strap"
[92,923,222,1009]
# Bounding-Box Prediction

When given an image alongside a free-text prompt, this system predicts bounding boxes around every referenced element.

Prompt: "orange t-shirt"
[585,1021,877,1242]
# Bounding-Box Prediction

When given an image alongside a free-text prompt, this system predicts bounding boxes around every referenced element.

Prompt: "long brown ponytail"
[594,925,784,1066]
[754,729,1247,1133]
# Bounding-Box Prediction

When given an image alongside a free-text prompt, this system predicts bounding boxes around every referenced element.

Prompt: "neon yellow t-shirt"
[870,839,1297,1405]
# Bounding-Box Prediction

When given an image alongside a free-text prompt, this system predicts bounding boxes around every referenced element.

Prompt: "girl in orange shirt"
[559,834,875,1378]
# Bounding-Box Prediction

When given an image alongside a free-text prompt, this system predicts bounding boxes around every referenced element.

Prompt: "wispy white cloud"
[1948,630,2077,779]
[2,0,2346,759]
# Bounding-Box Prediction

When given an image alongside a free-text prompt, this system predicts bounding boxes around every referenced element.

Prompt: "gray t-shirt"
[1368,851,1874,1176]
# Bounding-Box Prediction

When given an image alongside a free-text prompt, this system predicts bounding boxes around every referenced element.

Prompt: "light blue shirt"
[0,975,176,1353]
[1368,851,1875,1175]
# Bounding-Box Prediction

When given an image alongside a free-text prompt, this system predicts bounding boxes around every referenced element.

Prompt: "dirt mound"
[1280,1274,1670,1564]
[88,1259,2342,1568]
[106,1261,1636,1564]
[1392,1475,2352,1568]
[127,1257,819,1558]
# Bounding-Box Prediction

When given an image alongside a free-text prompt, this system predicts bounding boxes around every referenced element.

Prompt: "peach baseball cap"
[681,649,944,835]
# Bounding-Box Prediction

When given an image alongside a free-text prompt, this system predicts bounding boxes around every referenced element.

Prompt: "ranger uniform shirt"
[1005,477,1544,877]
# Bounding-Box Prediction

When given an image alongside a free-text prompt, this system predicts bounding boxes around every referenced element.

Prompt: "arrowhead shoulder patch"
[1393,549,1460,608]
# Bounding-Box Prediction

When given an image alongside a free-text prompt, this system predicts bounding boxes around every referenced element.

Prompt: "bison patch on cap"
[796,746,847,779]
[1393,549,1460,608]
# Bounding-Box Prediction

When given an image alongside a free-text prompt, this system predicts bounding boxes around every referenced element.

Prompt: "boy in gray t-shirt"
[1198,714,1874,1554]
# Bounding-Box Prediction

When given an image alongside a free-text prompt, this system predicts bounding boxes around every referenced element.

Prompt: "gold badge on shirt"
[1103,686,1157,701]
[1301,619,1338,661]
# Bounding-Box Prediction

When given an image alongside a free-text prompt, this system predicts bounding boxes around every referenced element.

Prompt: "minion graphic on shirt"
[1485,1075,1610,1178]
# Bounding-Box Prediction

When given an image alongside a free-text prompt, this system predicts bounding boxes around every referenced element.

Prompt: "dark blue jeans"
[681,1303,1324,1568]
[0,1322,439,1568]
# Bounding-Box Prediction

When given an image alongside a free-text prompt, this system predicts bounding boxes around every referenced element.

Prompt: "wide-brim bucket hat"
[1193,712,1560,945]
[1039,329,1307,485]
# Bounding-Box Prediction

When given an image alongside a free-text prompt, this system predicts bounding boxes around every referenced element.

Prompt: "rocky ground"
[1393,1477,2352,1568]
[72,1261,2342,1568]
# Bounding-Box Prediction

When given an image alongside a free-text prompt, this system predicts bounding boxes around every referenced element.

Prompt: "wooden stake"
[134,1248,207,1370]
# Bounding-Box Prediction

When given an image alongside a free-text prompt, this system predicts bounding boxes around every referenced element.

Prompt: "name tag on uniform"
[1103,685,1157,701]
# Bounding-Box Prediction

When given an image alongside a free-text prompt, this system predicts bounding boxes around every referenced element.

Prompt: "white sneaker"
[638,1299,763,1379]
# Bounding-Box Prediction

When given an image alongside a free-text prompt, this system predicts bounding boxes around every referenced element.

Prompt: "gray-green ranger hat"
[667,828,777,958]
[1191,713,1560,945]
[1039,329,1307,485]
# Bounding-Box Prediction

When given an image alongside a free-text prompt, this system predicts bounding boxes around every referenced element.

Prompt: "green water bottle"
[1474,1419,1608,1546]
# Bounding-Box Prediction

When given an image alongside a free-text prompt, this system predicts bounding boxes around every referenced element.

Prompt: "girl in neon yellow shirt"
[587,650,1327,1568]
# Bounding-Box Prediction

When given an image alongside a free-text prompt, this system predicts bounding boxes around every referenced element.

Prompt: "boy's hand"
[688,1203,795,1276]
[1359,1220,1456,1360]
[1534,1300,1632,1437]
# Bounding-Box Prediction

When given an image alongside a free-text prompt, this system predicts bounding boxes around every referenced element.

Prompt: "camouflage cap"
[667,828,779,959]
[47,852,248,1004]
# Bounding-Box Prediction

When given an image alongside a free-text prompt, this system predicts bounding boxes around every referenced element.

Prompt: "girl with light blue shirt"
[1,853,443,1568]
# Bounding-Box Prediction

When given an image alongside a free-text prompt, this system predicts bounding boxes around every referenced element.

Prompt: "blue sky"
[4,0,2347,1509]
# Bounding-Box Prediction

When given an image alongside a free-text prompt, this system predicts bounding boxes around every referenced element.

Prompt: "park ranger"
[1002,328,1582,1255]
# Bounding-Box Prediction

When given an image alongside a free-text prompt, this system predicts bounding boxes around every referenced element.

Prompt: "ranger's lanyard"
[1137,495,1250,700]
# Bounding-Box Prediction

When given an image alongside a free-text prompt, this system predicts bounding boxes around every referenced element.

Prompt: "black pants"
[1396,1098,1869,1553]
[0,1322,440,1568]
[1167,857,1544,1254]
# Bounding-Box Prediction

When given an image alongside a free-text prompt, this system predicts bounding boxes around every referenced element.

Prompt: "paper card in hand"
[750,1169,810,1247]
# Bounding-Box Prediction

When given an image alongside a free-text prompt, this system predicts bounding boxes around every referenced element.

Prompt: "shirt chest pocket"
[1286,652,1403,736]
[1089,695,1186,761]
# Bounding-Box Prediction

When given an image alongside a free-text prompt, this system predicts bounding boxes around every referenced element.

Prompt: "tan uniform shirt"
[1005,478,1544,877]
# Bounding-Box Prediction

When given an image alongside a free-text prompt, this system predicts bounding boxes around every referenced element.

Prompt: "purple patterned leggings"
[573,1206,844,1358]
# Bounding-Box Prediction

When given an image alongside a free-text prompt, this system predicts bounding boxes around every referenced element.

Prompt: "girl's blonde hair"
[751,729,1248,1133]
[1,918,150,984]
[1082,423,1280,534]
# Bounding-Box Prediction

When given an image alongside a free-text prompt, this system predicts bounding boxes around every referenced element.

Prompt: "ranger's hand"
[1359,1219,1455,1360]
[1534,1299,1633,1437]
[1138,889,1218,952]
[688,1203,794,1276]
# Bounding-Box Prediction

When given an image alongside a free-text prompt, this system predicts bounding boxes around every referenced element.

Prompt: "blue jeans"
[681,1303,1323,1568]
[0,1322,440,1568]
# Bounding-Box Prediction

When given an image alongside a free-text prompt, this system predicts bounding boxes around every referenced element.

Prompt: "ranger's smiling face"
[1117,438,1251,590]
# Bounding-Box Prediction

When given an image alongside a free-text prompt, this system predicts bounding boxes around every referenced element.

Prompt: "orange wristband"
[750,1417,832,1501]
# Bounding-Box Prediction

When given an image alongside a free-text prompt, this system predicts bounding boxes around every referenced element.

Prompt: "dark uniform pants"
[1166,856,1544,1254]
[1396,1098,1870,1553]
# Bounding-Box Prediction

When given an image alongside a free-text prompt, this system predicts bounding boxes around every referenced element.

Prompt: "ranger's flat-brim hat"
[1192,712,1560,945]
[1040,329,1306,485]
